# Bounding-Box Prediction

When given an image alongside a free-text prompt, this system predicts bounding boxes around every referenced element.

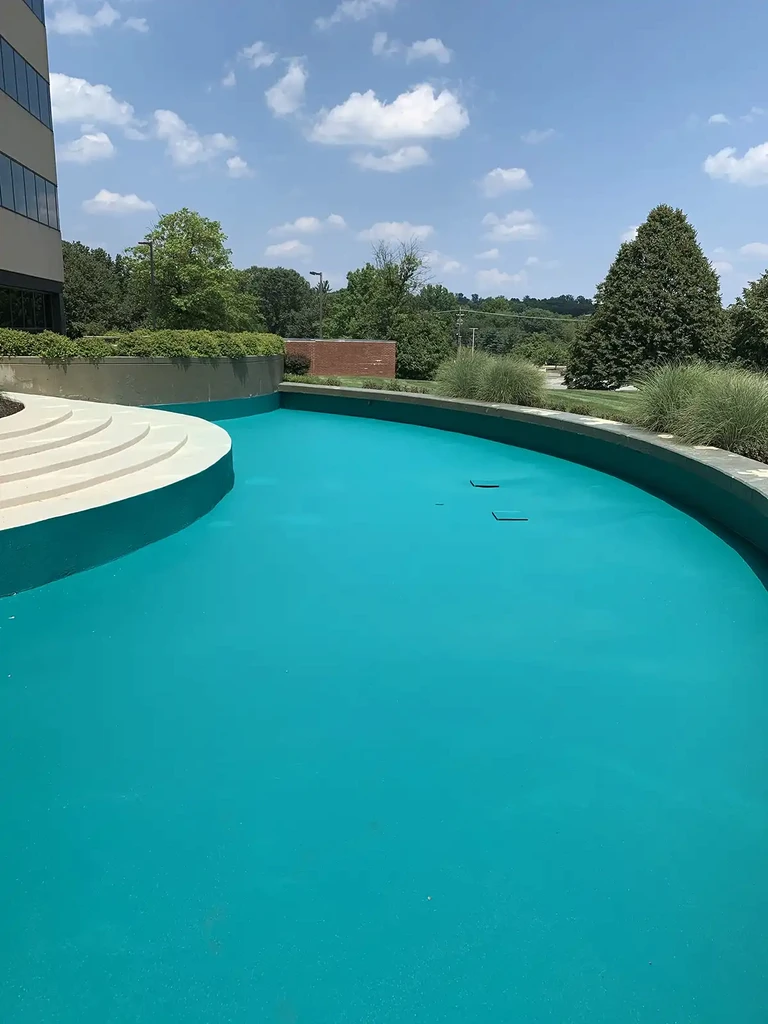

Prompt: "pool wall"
[279,384,768,563]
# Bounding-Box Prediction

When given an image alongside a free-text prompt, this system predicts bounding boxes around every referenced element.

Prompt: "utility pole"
[137,239,156,330]
[310,271,324,339]
[456,307,465,349]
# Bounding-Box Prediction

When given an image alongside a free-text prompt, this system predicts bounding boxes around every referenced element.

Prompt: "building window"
[0,150,59,231]
[0,286,60,332]
[0,35,52,129]
[21,0,46,24]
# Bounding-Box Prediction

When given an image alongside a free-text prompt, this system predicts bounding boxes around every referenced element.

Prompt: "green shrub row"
[434,352,546,408]
[0,328,284,361]
[636,362,768,462]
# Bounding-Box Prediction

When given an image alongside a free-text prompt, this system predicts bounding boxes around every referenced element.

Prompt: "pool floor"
[1,408,767,1023]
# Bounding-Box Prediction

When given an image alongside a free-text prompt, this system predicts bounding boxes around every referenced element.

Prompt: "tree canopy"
[729,271,768,370]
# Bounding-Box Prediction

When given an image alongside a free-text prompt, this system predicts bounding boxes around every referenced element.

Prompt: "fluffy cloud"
[739,242,768,259]
[316,0,398,31]
[621,226,639,243]
[483,210,543,242]
[58,131,116,163]
[521,128,555,144]
[50,2,119,35]
[480,167,532,197]
[708,113,729,125]
[353,145,430,172]
[711,260,733,274]
[372,31,399,57]
[153,110,237,167]
[124,17,148,33]
[226,156,253,178]
[358,222,434,242]
[476,268,526,291]
[222,70,236,88]
[311,84,469,146]
[50,73,136,126]
[427,251,463,274]
[241,41,277,69]
[704,143,768,185]
[266,59,308,117]
[475,248,500,260]
[82,189,154,215]
[265,240,312,259]
[407,38,452,63]
[270,215,347,235]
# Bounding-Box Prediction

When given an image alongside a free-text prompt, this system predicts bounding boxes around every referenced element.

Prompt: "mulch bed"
[0,395,23,418]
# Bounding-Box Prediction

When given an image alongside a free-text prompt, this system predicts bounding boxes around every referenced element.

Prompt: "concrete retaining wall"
[0,354,284,406]
[285,339,395,378]
[279,383,768,568]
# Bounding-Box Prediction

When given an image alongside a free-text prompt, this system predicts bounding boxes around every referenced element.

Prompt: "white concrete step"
[0,403,73,440]
[0,409,113,461]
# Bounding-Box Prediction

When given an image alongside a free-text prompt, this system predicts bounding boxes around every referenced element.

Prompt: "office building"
[0,0,64,333]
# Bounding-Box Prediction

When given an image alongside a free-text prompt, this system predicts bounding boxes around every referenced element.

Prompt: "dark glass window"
[32,291,44,329]
[11,161,25,215]
[14,51,28,110]
[23,167,37,220]
[1,39,17,102]
[0,153,13,209]
[10,289,24,328]
[38,77,51,128]
[26,63,40,120]
[21,291,35,329]
[43,292,54,329]
[0,288,59,332]
[0,288,11,327]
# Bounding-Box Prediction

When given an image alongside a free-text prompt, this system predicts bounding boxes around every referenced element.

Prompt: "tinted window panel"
[1,40,17,101]
[11,162,25,215]
[0,153,13,209]
[21,291,34,329]
[43,292,54,330]
[24,167,37,219]
[47,180,59,229]
[26,64,40,120]
[38,77,51,128]
[0,288,11,329]
[32,292,44,330]
[35,173,48,223]
[14,51,29,110]
[33,0,45,22]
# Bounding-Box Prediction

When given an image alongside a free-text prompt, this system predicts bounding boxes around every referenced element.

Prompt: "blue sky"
[47,0,768,301]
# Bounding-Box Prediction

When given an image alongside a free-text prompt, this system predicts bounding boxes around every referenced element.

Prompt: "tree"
[61,241,140,338]
[565,205,725,389]
[236,266,317,337]
[124,209,264,332]
[729,270,768,370]
[392,312,454,379]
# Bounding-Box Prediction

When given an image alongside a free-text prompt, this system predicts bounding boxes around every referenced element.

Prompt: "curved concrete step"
[0,403,73,440]
[0,410,113,461]
[0,420,151,483]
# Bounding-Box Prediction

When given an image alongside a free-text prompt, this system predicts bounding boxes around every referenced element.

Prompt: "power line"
[424,308,591,323]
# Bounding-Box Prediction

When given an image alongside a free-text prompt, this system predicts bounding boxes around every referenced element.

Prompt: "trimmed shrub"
[634,362,709,433]
[0,328,284,361]
[322,376,342,387]
[362,378,384,389]
[477,356,545,407]
[434,351,490,400]
[383,378,403,391]
[284,352,311,375]
[284,373,314,383]
[677,365,768,461]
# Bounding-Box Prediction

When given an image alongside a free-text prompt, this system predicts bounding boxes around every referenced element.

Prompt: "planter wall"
[0,354,284,406]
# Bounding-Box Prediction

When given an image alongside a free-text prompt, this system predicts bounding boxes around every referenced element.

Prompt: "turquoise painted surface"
[1,408,766,1023]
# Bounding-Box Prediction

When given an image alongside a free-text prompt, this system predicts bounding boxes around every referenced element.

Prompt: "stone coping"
[278,383,768,562]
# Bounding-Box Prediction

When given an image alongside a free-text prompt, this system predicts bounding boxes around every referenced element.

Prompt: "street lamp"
[137,239,156,330]
[310,270,324,340]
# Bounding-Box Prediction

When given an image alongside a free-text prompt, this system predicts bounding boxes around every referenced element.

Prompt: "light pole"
[310,270,324,340]
[137,239,156,330]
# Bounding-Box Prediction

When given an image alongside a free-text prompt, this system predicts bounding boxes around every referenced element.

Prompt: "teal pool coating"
[1,407,767,1023]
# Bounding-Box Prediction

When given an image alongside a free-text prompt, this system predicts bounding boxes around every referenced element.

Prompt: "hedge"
[0,329,284,361]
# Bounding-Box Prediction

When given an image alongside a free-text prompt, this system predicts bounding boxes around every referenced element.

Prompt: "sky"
[46,0,768,302]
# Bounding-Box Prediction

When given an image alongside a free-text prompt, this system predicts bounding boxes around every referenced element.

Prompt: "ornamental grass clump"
[634,361,709,433]
[433,351,490,400]
[477,356,545,407]
[677,364,768,462]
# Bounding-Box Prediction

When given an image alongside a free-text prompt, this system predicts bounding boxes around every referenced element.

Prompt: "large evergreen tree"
[565,205,725,389]
[728,270,768,370]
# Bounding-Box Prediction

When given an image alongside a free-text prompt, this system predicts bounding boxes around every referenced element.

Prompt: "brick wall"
[285,339,396,378]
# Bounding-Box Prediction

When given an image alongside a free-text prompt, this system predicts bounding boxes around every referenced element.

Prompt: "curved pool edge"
[279,383,768,565]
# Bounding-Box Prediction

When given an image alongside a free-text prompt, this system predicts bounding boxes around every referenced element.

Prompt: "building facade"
[0,0,64,333]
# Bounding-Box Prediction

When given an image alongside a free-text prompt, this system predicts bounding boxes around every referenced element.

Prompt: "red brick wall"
[285,340,396,378]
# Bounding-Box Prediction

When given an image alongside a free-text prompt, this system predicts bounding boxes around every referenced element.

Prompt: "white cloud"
[741,106,765,123]
[525,256,559,269]
[476,268,527,292]
[704,143,768,185]
[265,239,313,259]
[240,41,277,69]
[480,167,532,197]
[708,113,729,125]
[407,38,452,64]
[358,221,434,242]
[372,31,399,56]
[50,73,136,126]
[475,248,500,260]
[153,110,237,167]
[353,145,430,172]
[271,215,347,235]
[311,83,469,146]
[621,225,639,243]
[82,189,155,215]
[226,156,253,178]
[266,59,308,117]
[124,16,148,33]
[712,260,733,274]
[739,242,768,259]
[50,2,120,35]
[483,210,543,242]
[521,128,555,144]
[59,131,115,163]
[221,71,236,89]
[427,251,463,273]
[316,0,398,31]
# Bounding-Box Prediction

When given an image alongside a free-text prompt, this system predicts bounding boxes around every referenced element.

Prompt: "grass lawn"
[334,376,639,422]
